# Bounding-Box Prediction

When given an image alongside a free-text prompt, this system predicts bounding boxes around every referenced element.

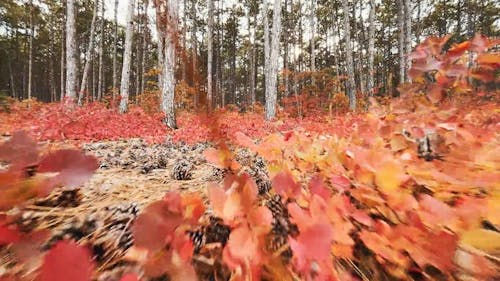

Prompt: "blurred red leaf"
[36,240,94,281]
[470,34,488,53]
[309,175,330,200]
[0,219,20,245]
[0,131,39,165]
[477,53,500,65]
[447,41,471,58]
[38,149,98,188]
[272,172,301,198]
[119,273,139,281]
[132,200,183,251]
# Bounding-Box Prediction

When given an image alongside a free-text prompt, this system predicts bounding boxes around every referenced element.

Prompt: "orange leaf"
[375,160,406,193]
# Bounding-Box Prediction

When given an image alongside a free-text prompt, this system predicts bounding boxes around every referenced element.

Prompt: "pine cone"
[172,159,194,180]
[34,188,82,208]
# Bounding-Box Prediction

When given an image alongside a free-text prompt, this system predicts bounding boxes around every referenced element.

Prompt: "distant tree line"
[0,0,498,125]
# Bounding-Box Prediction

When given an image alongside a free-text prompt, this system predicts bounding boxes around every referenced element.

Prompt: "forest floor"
[1,96,499,281]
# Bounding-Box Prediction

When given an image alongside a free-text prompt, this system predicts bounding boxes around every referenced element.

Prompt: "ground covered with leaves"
[0,35,499,281]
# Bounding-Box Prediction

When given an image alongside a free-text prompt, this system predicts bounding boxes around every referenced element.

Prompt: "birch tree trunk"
[78,0,99,106]
[355,0,366,96]
[207,0,214,111]
[403,0,412,79]
[119,0,135,113]
[28,0,33,108]
[310,0,316,85]
[141,0,149,96]
[397,0,405,83]
[60,4,65,102]
[65,0,77,102]
[98,0,105,101]
[342,0,356,110]
[155,0,179,128]
[264,0,282,120]
[135,2,142,103]
[157,36,164,90]
[248,10,256,107]
[191,0,198,107]
[263,1,270,93]
[283,0,289,97]
[112,0,118,104]
[367,0,376,96]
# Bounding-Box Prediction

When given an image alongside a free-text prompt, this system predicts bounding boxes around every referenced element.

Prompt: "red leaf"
[447,41,471,58]
[309,175,330,200]
[234,132,257,151]
[470,33,488,53]
[119,273,139,281]
[0,131,39,165]
[36,240,94,281]
[330,175,351,192]
[0,220,20,245]
[289,223,334,270]
[132,200,183,251]
[272,172,301,198]
[38,149,99,188]
[224,225,261,267]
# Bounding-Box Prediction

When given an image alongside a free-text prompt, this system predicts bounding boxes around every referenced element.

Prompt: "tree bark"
[119,0,135,113]
[367,0,376,96]
[141,1,149,96]
[263,1,270,94]
[98,0,105,101]
[28,0,34,108]
[310,0,316,86]
[207,0,214,111]
[403,0,412,79]
[248,9,256,107]
[112,0,119,104]
[65,0,77,102]
[135,1,142,103]
[191,0,198,107]
[60,2,66,102]
[397,0,405,83]
[342,0,356,110]
[78,0,99,105]
[264,0,282,120]
[157,0,179,129]
[283,0,289,97]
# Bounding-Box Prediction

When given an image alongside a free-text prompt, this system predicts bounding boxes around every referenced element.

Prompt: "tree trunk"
[248,10,256,107]
[98,0,105,101]
[263,1,270,94]
[310,0,316,86]
[49,19,56,102]
[397,0,405,83]
[403,0,412,79]
[156,0,179,129]
[158,35,165,91]
[119,0,135,113]
[65,0,77,102]
[283,0,289,97]
[367,0,376,96]
[60,4,65,102]
[264,0,282,120]
[191,0,198,108]
[141,0,149,96]
[207,0,214,111]
[135,1,142,103]
[356,0,366,96]
[342,0,356,110]
[28,0,33,108]
[112,0,118,105]
[78,0,99,105]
